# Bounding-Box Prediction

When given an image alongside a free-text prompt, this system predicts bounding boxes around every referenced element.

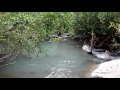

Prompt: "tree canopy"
[74,12,120,53]
[0,12,75,55]
[0,12,120,55]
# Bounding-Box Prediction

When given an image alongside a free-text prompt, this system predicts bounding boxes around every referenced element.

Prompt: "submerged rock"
[91,59,120,78]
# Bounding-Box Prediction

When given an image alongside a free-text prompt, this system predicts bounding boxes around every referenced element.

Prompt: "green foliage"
[0,12,44,54]
[0,12,120,56]
[74,12,120,41]
[40,12,75,35]
[49,37,62,42]
[0,12,75,55]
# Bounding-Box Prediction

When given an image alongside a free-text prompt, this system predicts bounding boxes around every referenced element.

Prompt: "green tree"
[0,12,75,56]
[74,12,120,51]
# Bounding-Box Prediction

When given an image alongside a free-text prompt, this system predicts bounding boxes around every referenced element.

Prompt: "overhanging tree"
[0,12,75,56]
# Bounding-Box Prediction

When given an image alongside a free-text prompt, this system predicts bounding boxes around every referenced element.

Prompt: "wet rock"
[62,39,67,41]
[92,49,106,52]
[82,45,91,53]
[57,32,61,37]
[50,34,58,38]
[92,50,115,60]
[91,59,120,78]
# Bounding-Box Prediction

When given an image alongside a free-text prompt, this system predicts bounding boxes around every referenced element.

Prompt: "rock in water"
[50,34,58,38]
[82,45,91,53]
[63,39,67,41]
[92,50,115,60]
[91,59,120,78]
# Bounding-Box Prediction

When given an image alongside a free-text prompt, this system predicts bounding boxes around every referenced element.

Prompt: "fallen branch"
[0,51,20,67]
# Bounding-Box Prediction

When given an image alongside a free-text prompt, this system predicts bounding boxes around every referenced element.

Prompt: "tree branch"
[1,23,19,33]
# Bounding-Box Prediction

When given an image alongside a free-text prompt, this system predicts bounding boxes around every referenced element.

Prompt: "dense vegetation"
[0,12,75,55]
[0,12,120,56]
[74,12,120,54]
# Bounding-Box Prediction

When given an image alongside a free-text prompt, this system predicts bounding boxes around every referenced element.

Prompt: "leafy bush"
[74,12,120,50]
[0,12,75,55]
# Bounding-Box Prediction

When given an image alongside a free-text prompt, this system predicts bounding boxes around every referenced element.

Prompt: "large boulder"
[91,59,120,78]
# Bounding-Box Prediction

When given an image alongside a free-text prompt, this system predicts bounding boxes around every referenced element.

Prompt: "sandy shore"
[83,64,99,78]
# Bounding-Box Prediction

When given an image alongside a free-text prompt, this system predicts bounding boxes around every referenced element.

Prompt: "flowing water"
[0,38,101,78]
